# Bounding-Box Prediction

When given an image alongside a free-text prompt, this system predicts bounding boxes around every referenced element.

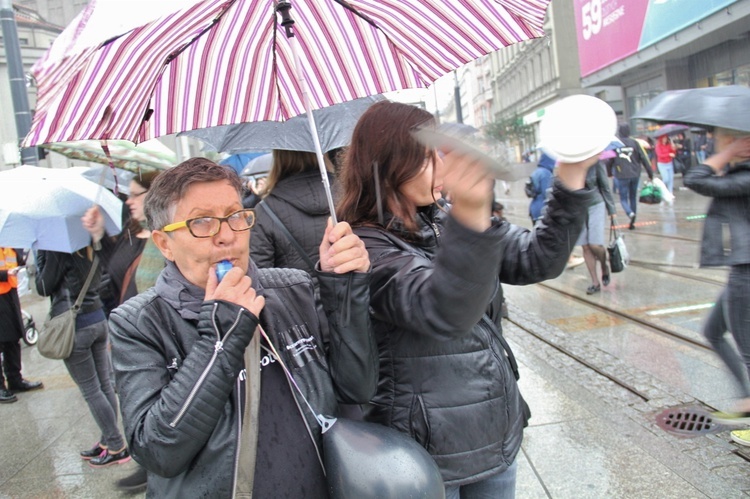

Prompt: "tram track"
[506,314,651,402]
[537,282,711,351]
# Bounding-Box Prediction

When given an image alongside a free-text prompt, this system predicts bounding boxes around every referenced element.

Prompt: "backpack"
[524,177,536,198]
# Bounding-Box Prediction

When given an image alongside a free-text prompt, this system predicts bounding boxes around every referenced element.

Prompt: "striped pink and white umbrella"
[24,0,550,147]
[24,0,550,221]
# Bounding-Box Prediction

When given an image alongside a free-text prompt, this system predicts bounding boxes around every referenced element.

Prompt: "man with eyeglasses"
[107,158,376,498]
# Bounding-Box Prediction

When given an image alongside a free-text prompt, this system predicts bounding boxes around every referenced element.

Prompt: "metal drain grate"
[655,406,724,437]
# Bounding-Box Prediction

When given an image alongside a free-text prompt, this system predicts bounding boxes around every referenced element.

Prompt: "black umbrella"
[651,123,689,138]
[633,85,750,132]
[181,96,384,154]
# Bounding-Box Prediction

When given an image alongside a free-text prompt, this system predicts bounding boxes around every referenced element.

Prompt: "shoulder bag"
[37,256,99,360]
[607,220,628,273]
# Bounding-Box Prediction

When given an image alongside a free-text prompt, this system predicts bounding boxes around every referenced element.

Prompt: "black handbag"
[37,256,99,360]
[607,222,627,273]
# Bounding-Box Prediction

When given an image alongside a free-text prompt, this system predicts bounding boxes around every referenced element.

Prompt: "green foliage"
[485,114,534,143]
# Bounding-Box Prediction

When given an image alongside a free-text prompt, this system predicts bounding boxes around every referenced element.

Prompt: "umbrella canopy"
[23,0,550,146]
[651,123,690,138]
[633,85,750,133]
[75,165,136,195]
[0,166,123,253]
[42,139,177,173]
[183,95,384,154]
[241,153,273,178]
[219,153,268,174]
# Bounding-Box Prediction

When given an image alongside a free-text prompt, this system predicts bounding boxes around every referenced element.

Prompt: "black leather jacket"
[684,162,750,267]
[355,179,592,486]
[35,248,103,317]
[109,265,376,498]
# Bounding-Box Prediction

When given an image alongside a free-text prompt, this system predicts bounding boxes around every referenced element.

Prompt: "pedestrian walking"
[576,162,617,295]
[528,152,556,223]
[683,128,750,448]
[655,134,677,196]
[607,124,653,230]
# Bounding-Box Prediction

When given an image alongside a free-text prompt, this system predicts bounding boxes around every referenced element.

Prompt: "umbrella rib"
[331,0,380,29]
[134,1,239,141]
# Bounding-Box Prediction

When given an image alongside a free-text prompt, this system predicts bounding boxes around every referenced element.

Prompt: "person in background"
[241,174,269,209]
[576,161,617,295]
[35,245,130,468]
[85,171,164,313]
[0,248,43,403]
[608,123,653,230]
[251,149,334,279]
[655,133,677,196]
[336,100,596,497]
[528,151,556,224]
[108,159,375,497]
[82,169,163,492]
[683,128,750,448]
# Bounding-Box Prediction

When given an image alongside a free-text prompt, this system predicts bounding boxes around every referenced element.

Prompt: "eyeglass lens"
[188,210,255,237]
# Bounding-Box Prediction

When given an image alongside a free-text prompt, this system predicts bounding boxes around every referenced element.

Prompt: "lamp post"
[0,0,38,165]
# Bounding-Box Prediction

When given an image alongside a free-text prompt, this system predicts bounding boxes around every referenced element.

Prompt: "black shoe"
[80,443,107,460]
[586,284,601,295]
[628,213,636,230]
[0,389,18,404]
[89,448,131,468]
[116,467,148,491]
[8,379,43,392]
[602,273,610,286]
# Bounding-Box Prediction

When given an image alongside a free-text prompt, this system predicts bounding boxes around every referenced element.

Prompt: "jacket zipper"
[419,211,441,242]
[169,303,245,428]
[231,375,242,499]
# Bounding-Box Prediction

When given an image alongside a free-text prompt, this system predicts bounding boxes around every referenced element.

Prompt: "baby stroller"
[21,309,38,346]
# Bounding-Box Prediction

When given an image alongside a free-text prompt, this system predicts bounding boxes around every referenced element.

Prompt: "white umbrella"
[0,166,123,253]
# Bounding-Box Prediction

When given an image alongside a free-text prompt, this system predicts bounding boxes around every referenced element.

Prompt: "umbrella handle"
[277,1,338,225]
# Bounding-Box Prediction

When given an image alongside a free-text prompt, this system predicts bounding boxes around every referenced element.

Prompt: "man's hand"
[205,266,265,317]
[319,219,370,274]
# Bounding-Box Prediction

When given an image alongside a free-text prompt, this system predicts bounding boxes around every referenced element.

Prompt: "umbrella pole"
[277,1,338,225]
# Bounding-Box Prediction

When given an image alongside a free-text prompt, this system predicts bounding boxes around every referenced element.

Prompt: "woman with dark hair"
[82,169,163,491]
[35,245,130,468]
[337,100,597,497]
[684,129,750,447]
[85,170,164,313]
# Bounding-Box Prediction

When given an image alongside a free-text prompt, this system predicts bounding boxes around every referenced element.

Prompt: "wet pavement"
[2,174,748,498]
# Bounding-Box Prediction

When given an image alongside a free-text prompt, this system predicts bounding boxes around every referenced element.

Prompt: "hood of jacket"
[537,152,556,172]
[269,171,333,216]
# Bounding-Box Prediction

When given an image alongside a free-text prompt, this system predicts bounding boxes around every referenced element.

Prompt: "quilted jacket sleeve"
[317,270,377,403]
[497,179,592,285]
[684,164,750,197]
[109,295,258,478]
[363,180,592,341]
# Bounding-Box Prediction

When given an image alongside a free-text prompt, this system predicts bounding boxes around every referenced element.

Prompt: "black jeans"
[703,265,750,398]
[0,340,23,388]
[63,320,125,450]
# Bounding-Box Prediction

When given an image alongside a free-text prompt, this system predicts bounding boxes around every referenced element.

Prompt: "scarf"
[154,259,260,320]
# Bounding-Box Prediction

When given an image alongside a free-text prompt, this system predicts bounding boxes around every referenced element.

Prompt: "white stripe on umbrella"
[24,0,550,147]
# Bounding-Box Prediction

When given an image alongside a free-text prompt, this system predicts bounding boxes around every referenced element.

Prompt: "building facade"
[471,0,750,157]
